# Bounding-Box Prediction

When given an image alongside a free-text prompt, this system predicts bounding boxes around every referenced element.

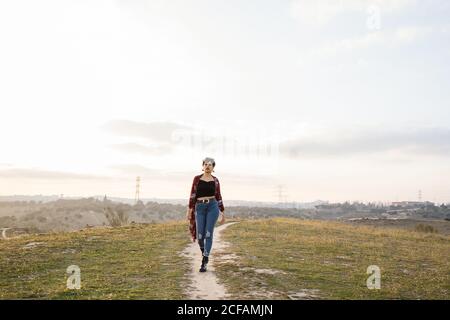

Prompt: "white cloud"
[296,25,433,66]
[290,0,415,26]
[395,26,433,43]
[280,125,450,159]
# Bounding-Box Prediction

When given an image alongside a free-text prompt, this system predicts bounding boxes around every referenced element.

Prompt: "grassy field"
[1,217,449,300]
[214,218,450,299]
[0,221,190,299]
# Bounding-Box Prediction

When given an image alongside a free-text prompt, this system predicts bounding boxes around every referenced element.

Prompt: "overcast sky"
[1,0,449,203]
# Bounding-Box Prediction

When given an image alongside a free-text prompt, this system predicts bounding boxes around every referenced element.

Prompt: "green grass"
[0,221,191,299]
[2,218,448,300]
[214,218,450,300]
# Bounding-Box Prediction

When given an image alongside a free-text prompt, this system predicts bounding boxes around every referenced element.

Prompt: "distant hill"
[1,196,447,235]
[0,194,328,208]
[0,197,311,234]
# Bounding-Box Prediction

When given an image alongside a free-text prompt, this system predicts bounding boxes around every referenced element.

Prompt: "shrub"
[414,223,438,234]
[103,207,129,227]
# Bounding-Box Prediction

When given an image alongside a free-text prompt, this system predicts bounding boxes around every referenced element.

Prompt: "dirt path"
[1,228,10,240]
[180,222,238,300]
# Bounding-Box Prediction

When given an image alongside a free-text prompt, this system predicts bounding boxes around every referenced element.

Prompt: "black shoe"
[199,255,209,272]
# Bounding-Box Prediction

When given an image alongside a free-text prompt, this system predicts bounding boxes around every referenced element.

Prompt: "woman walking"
[186,157,225,272]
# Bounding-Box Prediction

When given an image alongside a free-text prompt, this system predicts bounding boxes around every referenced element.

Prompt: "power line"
[273,184,288,207]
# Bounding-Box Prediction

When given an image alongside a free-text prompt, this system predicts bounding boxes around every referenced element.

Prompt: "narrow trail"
[181,222,239,300]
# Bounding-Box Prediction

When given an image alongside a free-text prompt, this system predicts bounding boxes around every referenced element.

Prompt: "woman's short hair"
[202,157,216,167]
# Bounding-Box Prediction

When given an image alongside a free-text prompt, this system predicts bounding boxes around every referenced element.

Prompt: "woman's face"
[203,161,214,173]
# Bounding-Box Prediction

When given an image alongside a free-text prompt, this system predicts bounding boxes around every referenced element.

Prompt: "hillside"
[0,221,190,299]
[0,218,448,299]
[214,218,450,299]
[2,198,448,236]
[0,198,187,233]
[0,198,310,234]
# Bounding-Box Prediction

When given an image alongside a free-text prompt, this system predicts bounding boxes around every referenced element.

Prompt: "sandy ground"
[1,228,10,239]
[180,222,239,300]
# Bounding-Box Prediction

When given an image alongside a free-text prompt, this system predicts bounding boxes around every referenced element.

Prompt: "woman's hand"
[219,211,225,224]
[186,208,193,221]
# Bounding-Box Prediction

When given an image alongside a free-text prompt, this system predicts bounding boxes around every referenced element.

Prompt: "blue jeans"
[195,198,220,257]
